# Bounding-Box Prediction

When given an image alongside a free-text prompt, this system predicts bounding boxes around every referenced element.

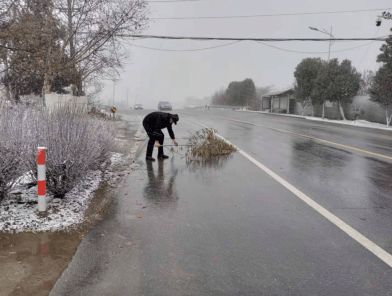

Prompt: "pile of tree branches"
[186,128,236,162]
[0,0,148,102]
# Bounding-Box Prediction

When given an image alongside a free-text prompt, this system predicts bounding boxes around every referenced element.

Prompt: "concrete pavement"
[183,109,392,254]
[50,110,392,296]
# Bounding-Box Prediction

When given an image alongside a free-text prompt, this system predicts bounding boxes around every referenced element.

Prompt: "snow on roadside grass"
[110,152,125,166]
[305,117,392,131]
[13,172,34,187]
[237,110,392,131]
[0,171,102,233]
[134,120,146,142]
[0,152,127,233]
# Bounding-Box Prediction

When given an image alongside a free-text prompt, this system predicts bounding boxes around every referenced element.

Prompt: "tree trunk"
[338,100,346,120]
[322,101,325,119]
[386,108,391,127]
[67,0,80,96]
[3,54,11,101]
[0,41,12,101]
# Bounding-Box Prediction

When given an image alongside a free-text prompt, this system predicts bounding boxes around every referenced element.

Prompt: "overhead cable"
[148,0,204,2]
[255,41,378,54]
[124,34,388,42]
[128,40,241,51]
[151,7,392,20]
[127,39,379,54]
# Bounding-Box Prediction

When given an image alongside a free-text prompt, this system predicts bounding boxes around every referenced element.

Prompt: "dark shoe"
[158,155,169,160]
[146,156,156,162]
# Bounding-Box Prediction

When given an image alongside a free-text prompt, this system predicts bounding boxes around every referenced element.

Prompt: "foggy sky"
[99,0,392,108]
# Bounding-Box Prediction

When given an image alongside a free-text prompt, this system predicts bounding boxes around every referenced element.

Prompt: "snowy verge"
[0,151,132,233]
[0,170,102,233]
[0,117,146,233]
[236,110,392,131]
[305,117,392,131]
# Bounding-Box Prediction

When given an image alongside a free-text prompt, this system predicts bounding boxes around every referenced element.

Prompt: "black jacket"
[143,112,175,139]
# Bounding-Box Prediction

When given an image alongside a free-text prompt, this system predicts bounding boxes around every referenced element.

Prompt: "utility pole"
[309,26,334,61]
[309,26,335,119]
[327,26,333,61]
[112,79,117,106]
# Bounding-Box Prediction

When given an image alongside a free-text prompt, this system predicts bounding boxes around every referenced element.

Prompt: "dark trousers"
[144,124,164,158]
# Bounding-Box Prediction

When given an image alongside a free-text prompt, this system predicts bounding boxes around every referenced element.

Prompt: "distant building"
[261,88,295,114]
[262,87,388,125]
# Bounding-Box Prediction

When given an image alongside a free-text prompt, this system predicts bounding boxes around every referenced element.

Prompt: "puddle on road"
[0,231,82,296]
[0,185,115,296]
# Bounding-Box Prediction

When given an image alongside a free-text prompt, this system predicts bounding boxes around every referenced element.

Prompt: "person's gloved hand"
[173,139,178,147]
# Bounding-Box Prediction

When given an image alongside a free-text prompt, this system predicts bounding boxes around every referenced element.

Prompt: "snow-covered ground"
[0,121,146,233]
[237,110,391,131]
[0,152,129,233]
[0,170,103,232]
[305,117,392,131]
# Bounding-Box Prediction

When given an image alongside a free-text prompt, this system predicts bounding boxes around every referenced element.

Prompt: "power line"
[124,34,387,42]
[148,0,204,2]
[151,7,392,20]
[127,39,379,54]
[255,41,378,54]
[128,40,241,51]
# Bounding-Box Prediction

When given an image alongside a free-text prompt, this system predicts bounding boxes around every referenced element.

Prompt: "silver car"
[158,101,172,111]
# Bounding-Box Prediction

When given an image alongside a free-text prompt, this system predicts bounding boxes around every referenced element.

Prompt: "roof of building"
[262,88,294,98]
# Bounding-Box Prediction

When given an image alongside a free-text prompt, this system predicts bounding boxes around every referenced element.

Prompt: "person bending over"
[142,112,179,161]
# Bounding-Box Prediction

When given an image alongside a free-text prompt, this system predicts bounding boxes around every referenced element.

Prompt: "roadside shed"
[261,88,295,114]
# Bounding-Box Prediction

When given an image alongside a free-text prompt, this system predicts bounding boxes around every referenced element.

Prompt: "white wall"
[45,93,88,110]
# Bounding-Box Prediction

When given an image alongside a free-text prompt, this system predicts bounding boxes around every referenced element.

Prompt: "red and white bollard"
[37,147,47,212]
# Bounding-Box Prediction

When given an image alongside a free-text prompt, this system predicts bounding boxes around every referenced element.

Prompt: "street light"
[376,11,392,26]
[308,26,334,119]
[308,26,334,61]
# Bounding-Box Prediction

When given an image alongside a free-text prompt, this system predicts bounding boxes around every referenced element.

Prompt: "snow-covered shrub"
[0,103,114,201]
[31,104,115,198]
[0,105,30,201]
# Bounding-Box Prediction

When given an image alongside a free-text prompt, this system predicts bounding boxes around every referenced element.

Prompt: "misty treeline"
[294,28,392,126]
[211,78,271,110]
[0,0,148,102]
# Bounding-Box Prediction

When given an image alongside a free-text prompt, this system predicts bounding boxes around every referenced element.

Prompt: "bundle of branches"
[186,128,236,161]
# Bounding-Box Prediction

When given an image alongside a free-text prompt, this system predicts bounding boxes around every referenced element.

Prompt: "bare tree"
[54,0,148,95]
[1,0,148,102]
[358,70,375,96]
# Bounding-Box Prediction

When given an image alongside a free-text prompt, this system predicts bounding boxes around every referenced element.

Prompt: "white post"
[37,147,47,212]
[287,96,290,114]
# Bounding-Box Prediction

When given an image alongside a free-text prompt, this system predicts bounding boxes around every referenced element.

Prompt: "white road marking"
[217,116,392,162]
[187,118,392,268]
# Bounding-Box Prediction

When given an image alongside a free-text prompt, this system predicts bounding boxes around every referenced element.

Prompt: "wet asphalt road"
[50,109,392,296]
